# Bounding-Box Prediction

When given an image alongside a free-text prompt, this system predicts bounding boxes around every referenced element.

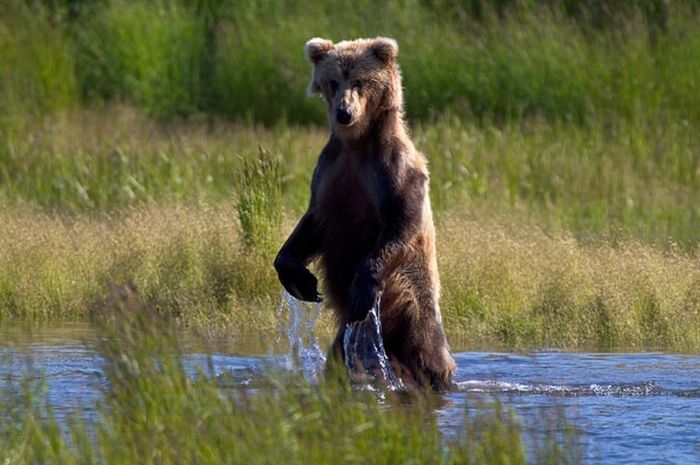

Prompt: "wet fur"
[274,37,455,390]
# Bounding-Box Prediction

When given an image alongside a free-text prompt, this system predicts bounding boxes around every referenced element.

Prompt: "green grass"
[0,303,583,465]
[237,147,283,253]
[0,1,77,126]
[1,1,695,461]
[1,108,697,246]
[73,1,207,118]
[2,0,700,125]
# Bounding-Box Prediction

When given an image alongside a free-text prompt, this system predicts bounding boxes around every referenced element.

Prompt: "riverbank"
[1,204,698,350]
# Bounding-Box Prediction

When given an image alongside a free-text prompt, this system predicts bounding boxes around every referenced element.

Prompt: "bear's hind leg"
[417,345,456,391]
[383,307,456,391]
[323,328,348,383]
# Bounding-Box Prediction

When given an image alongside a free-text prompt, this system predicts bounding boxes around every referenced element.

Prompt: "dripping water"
[343,292,404,391]
[276,290,326,379]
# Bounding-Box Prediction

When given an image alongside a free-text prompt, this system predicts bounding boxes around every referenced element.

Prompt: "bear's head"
[305,37,403,139]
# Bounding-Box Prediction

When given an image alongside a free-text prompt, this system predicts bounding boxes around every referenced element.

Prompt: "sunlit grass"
[0,203,698,350]
[236,147,283,253]
[438,215,700,350]
[0,106,698,349]
[0,204,284,337]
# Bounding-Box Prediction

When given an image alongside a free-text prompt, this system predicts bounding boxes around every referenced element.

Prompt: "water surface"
[1,323,699,464]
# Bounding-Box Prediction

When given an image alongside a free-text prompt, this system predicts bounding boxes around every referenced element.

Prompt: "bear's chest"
[316,156,380,227]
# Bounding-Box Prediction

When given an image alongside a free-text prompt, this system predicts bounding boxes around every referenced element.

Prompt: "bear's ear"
[305,38,334,65]
[371,37,398,65]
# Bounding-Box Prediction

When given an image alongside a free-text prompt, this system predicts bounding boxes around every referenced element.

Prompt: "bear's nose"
[336,108,352,125]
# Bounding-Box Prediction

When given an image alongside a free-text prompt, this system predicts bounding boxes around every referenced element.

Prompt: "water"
[1,323,700,464]
[342,292,404,391]
[276,290,325,379]
[443,351,700,464]
[277,290,402,390]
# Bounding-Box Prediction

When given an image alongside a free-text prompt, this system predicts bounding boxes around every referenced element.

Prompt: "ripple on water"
[454,379,667,397]
[3,322,700,465]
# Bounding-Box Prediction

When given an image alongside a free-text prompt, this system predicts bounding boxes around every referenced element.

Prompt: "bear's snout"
[336,108,352,126]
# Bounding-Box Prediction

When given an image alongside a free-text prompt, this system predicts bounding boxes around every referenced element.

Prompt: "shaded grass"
[3,1,700,125]
[0,1,77,127]
[0,305,583,465]
[1,205,698,351]
[72,1,207,118]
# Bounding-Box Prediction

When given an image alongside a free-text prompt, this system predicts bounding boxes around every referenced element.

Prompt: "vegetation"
[1,108,698,246]
[1,201,698,350]
[0,303,583,465]
[1,1,696,461]
[1,0,700,125]
[0,0,698,349]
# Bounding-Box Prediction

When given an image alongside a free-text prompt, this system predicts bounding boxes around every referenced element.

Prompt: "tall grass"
[0,204,283,336]
[0,107,322,211]
[0,204,698,350]
[420,116,700,246]
[2,1,700,125]
[0,304,583,465]
[438,216,700,350]
[237,147,283,254]
[1,108,697,246]
[73,1,207,118]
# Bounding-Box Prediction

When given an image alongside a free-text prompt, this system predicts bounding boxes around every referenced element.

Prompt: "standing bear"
[274,37,455,390]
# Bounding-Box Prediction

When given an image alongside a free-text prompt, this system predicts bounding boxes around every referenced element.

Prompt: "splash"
[455,379,666,397]
[277,291,326,380]
[343,292,404,391]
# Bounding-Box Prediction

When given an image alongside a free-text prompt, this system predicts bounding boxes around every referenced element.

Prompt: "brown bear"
[274,37,455,391]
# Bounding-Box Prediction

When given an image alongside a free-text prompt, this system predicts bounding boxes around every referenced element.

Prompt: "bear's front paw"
[274,255,322,303]
[348,264,379,322]
[291,267,322,303]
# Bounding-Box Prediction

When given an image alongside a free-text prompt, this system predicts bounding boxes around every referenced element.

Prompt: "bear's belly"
[317,196,380,309]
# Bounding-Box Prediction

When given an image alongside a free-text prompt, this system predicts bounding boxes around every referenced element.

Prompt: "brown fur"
[274,37,455,390]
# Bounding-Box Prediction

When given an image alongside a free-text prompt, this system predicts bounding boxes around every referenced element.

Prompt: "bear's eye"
[353,80,363,90]
[329,80,338,93]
